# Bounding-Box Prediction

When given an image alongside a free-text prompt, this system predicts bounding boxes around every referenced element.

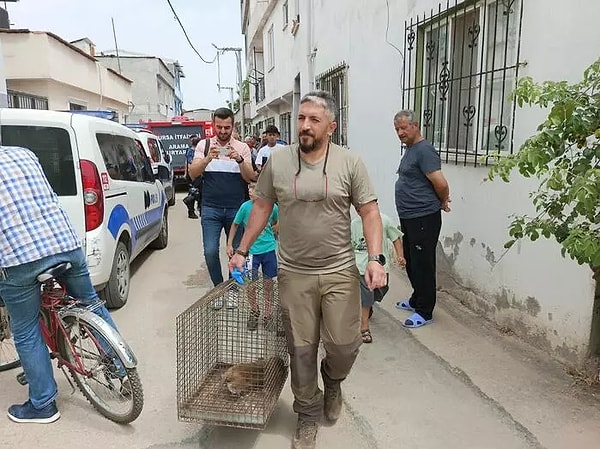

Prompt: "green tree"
[487,58,600,274]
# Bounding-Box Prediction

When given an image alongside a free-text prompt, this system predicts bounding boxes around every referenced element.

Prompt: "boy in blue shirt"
[227,182,279,331]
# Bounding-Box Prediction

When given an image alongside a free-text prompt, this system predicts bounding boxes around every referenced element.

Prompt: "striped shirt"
[194,137,251,209]
[0,146,81,267]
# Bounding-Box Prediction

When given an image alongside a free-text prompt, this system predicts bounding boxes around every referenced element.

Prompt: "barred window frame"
[402,0,524,166]
[316,62,349,147]
[7,90,49,110]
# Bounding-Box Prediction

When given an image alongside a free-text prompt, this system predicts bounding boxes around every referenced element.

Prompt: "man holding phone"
[188,107,255,288]
[255,125,285,171]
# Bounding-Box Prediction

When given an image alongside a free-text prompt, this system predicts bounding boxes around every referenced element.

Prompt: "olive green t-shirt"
[255,143,377,274]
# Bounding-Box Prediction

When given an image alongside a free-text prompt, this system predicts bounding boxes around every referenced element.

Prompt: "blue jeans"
[201,206,242,286]
[0,248,119,409]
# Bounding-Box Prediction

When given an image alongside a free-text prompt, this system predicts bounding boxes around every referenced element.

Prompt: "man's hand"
[226,245,235,259]
[364,261,387,290]
[228,147,243,163]
[397,255,406,267]
[442,198,452,212]
[207,145,221,160]
[228,253,246,274]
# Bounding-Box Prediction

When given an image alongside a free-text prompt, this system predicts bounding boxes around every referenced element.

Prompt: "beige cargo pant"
[278,265,362,421]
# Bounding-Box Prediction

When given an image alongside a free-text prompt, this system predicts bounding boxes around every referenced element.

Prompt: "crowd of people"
[185,91,449,449]
[0,88,449,449]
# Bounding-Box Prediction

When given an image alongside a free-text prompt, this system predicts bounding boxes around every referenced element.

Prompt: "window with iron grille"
[279,112,291,143]
[316,63,348,147]
[7,90,49,110]
[402,0,523,166]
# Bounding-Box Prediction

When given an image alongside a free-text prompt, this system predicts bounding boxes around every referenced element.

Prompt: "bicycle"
[0,299,20,372]
[9,262,144,424]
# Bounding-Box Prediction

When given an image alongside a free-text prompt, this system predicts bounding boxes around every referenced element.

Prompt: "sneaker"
[292,418,318,449]
[7,400,60,424]
[188,211,199,219]
[321,362,343,424]
[247,311,259,331]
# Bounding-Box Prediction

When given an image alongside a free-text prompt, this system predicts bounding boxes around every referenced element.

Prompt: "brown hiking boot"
[292,418,318,449]
[321,362,343,424]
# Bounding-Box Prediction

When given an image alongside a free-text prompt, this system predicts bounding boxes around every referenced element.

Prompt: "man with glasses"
[229,91,387,449]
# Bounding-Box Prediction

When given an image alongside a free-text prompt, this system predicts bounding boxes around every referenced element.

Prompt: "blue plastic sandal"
[403,312,432,328]
[395,300,415,312]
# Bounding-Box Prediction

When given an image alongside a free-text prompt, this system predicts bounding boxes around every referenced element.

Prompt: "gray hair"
[300,90,337,121]
[244,135,254,142]
[393,109,418,124]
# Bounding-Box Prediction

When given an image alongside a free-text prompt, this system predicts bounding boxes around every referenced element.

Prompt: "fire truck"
[129,116,215,186]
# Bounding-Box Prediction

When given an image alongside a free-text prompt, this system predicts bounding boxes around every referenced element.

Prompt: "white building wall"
[243,0,599,364]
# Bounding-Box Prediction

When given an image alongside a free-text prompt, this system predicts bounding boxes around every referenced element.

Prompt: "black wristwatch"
[235,249,249,257]
[236,156,244,164]
[368,254,386,266]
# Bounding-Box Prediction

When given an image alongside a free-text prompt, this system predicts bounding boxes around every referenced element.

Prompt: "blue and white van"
[0,109,169,309]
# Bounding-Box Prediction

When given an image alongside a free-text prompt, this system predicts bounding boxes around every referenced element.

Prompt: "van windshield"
[1,125,77,196]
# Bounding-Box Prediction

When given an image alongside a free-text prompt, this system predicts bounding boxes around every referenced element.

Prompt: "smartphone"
[262,156,268,166]
[219,147,229,157]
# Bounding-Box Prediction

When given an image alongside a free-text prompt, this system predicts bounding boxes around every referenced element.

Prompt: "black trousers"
[400,210,442,320]
[184,177,203,212]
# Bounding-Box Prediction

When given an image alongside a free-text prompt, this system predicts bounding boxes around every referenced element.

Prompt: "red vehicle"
[132,116,215,186]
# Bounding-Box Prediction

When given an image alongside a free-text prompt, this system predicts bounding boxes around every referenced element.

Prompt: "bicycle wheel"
[58,311,143,424]
[0,304,20,372]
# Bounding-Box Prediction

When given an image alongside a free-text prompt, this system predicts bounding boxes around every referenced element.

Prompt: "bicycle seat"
[36,263,72,283]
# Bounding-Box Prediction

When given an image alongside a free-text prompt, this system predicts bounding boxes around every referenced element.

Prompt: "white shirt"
[256,144,285,167]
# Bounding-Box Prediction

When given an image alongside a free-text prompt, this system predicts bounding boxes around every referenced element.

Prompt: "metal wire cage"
[176,275,289,429]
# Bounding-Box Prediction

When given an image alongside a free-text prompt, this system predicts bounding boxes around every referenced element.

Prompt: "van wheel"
[150,208,169,250]
[99,242,130,309]
[167,189,176,206]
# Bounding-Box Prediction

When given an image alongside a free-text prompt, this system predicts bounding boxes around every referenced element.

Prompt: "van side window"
[96,134,153,183]
[133,139,155,183]
[1,125,77,195]
[96,133,122,180]
[147,138,160,162]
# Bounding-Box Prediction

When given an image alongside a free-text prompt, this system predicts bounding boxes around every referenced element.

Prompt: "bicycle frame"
[39,280,110,377]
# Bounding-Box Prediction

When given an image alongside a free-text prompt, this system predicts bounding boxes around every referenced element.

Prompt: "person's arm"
[426,170,451,211]
[229,143,255,183]
[226,223,240,258]
[420,145,451,212]
[392,238,406,266]
[237,198,274,253]
[358,201,383,257]
[189,140,218,180]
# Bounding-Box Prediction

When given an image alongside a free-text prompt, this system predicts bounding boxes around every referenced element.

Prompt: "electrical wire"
[385,0,405,98]
[165,0,218,64]
[385,0,404,58]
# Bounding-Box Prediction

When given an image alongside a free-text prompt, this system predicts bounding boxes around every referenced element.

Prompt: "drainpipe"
[307,0,316,90]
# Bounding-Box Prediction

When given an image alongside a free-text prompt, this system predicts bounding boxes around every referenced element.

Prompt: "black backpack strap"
[204,138,211,157]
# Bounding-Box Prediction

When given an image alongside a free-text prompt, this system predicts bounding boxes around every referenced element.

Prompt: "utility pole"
[217,84,235,108]
[212,44,245,138]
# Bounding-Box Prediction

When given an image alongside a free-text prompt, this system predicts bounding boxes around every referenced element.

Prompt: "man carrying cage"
[229,90,387,449]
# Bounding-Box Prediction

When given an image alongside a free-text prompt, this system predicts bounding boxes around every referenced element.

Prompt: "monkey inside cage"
[176,274,289,429]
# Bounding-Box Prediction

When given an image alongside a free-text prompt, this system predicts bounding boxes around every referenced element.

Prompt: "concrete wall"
[243,0,600,365]
[98,56,175,122]
[0,31,131,117]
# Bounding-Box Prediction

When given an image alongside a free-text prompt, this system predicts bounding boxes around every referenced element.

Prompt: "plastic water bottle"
[231,267,245,285]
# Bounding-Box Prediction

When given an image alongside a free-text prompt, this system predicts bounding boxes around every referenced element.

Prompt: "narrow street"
[1,194,600,449]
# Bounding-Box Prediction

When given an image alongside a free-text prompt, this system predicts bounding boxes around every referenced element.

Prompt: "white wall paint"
[243,0,600,361]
